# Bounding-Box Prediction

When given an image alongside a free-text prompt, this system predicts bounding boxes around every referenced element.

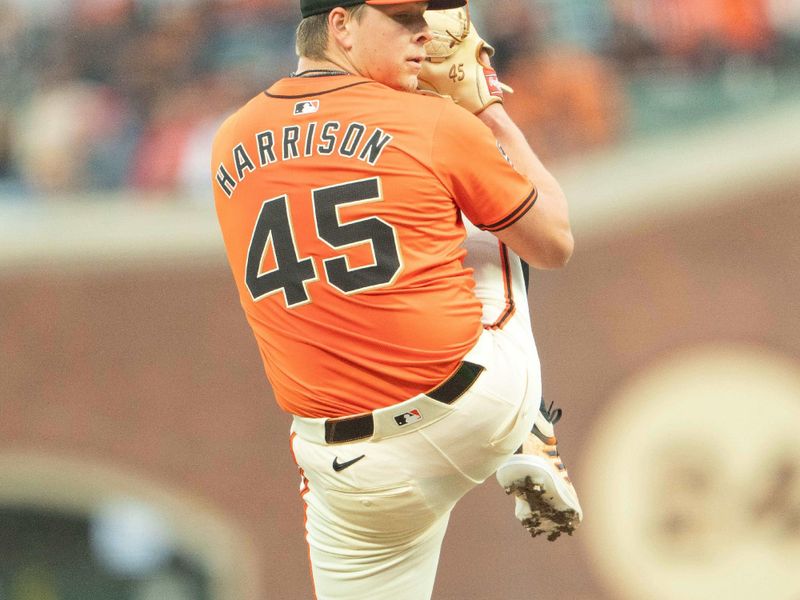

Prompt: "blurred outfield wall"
[1,0,800,598]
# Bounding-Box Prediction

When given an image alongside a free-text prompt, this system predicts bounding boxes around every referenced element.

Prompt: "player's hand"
[418,7,513,114]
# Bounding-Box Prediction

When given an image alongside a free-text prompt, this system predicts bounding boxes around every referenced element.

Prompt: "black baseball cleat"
[495,399,582,541]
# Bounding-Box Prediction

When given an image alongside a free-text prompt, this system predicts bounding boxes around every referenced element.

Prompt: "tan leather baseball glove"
[418,7,512,114]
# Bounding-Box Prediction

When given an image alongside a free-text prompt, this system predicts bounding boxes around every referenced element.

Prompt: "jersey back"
[212,75,535,417]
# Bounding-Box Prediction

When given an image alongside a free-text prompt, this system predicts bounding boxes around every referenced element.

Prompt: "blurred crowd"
[0,0,798,198]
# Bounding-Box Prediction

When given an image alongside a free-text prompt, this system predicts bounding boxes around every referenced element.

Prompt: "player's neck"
[295,56,355,78]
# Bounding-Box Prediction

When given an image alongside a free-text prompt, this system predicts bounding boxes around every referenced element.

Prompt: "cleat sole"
[506,476,579,542]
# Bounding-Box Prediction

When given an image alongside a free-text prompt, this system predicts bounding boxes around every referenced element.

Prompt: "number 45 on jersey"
[245,177,402,308]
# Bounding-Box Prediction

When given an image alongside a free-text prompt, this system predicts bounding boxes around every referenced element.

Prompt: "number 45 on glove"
[418,7,513,115]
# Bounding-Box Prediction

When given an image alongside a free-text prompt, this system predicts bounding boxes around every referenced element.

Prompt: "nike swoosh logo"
[332,454,366,472]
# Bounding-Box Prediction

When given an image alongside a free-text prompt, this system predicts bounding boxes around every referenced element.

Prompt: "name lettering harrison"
[215,121,393,198]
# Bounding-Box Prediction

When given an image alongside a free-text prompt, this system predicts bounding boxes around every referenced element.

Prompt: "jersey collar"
[265,74,376,100]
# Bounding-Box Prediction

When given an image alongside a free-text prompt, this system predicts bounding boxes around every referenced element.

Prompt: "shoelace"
[542,399,563,425]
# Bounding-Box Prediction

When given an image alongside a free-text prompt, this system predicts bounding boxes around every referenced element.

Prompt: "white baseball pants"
[290,226,540,599]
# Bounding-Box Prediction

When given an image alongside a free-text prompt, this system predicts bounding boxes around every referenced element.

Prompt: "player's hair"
[296,5,365,59]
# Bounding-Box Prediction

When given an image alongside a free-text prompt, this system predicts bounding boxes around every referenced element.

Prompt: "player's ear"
[328,7,355,51]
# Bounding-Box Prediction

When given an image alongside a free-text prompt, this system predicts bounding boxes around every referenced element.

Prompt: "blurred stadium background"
[1,0,799,598]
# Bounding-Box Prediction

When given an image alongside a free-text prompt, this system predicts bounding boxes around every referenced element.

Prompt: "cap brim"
[366,0,467,9]
[426,0,467,8]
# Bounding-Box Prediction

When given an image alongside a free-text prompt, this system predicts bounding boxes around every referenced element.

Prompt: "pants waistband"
[292,360,484,445]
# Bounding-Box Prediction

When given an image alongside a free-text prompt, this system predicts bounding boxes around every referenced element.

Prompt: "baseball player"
[211,1,579,598]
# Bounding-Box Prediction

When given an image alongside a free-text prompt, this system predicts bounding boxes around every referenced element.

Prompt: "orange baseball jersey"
[211,75,535,418]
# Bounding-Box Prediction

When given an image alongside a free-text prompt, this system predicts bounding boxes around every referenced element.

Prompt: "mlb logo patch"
[394,409,422,427]
[294,100,319,115]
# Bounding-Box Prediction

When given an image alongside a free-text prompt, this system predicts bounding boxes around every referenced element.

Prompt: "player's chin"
[378,68,419,93]
[396,74,420,93]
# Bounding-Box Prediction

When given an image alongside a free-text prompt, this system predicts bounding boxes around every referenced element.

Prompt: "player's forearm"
[478,104,574,268]
[478,104,569,222]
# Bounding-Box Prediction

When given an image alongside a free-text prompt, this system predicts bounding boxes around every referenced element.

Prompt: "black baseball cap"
[301,0,467,18]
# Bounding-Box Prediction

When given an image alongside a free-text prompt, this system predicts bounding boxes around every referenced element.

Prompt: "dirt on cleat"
[505,476,578,542]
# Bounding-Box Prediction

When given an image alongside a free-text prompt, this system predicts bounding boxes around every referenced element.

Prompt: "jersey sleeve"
[431,102,537,232]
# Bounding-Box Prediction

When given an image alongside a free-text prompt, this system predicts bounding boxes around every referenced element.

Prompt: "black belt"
[324,361,484,444]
